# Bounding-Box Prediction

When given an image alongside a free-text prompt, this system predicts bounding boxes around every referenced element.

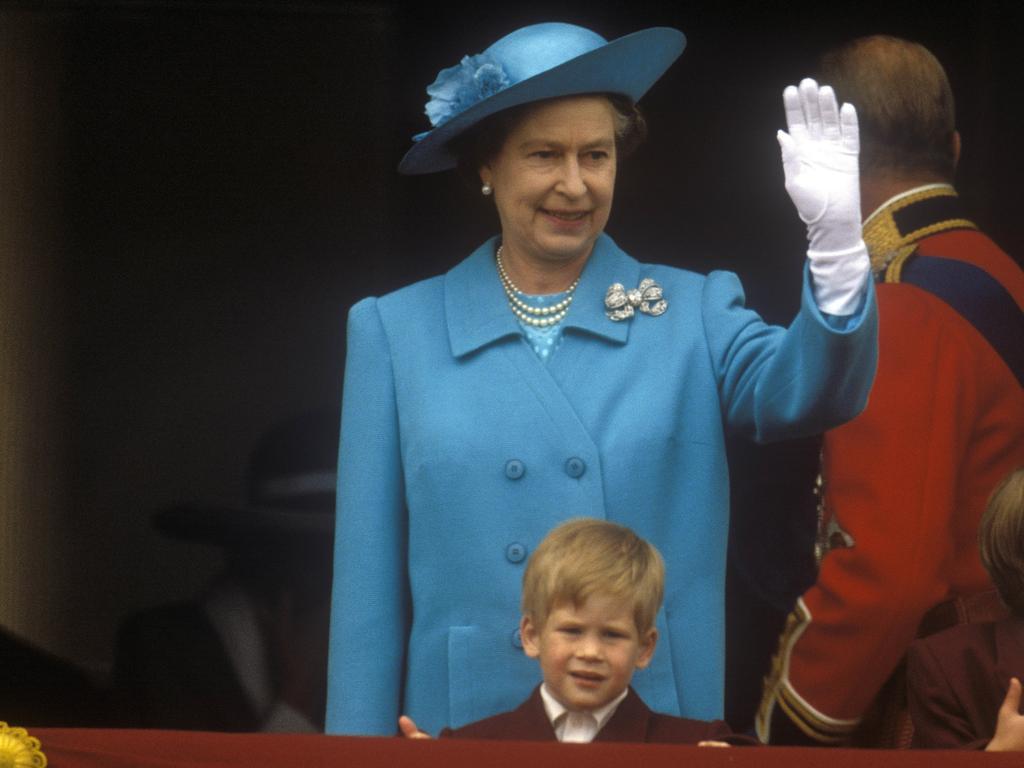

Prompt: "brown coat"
[907,617,1024,749]
[440,686,751,744]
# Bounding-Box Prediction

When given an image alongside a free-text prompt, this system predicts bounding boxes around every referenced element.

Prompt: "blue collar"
[444,233,639,358]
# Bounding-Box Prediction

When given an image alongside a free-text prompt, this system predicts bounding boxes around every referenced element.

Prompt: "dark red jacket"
[907,617,1024,749]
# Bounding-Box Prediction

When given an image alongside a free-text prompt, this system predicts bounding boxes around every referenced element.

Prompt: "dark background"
[0,0,1020,718]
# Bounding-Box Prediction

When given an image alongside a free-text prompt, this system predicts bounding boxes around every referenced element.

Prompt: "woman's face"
[480,95,617,269]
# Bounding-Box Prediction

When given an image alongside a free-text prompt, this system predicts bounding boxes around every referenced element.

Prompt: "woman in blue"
[327,22,877,736]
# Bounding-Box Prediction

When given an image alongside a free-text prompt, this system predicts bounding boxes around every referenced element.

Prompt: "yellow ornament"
[0,722,47,768]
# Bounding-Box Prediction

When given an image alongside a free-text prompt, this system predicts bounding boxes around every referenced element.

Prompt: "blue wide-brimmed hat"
[398,22,686,175]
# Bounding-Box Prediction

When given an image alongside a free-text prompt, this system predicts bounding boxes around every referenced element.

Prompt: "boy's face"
[521,593,657,712]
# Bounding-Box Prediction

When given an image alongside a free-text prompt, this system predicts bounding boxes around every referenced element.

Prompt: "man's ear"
[951,130,961,173]
[520,614,541,659]
[635,628,658,670]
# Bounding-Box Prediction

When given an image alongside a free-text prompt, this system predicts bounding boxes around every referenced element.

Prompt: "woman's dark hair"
[450,93,647,188]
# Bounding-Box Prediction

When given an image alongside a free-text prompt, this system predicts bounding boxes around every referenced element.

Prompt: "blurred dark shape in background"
[112,409,338,731]
[0,626,112,727]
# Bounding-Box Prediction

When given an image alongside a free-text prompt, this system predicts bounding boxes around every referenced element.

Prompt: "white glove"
[779,78,870,316]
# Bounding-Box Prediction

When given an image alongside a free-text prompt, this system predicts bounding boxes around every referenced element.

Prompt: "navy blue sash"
[900,252,1024,387]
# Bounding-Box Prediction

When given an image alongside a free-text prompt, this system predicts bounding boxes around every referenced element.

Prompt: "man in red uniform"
[757,35,1024,747]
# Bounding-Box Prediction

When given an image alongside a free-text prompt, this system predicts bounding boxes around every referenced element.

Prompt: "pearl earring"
[481,182,493,196]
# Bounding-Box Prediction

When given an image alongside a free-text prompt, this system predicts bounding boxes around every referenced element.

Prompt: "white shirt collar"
[863,182,954,226]
[538,684,629,743]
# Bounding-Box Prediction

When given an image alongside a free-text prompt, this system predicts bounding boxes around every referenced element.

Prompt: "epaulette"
[864,184,1021,386]
[862,183,976,282]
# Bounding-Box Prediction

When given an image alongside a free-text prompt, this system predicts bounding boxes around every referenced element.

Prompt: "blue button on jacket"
[326,234,877,736]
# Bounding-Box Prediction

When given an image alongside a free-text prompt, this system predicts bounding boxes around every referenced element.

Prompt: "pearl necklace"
[495,246,580,328]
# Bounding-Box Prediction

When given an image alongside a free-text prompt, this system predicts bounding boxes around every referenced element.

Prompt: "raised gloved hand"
[779,78,869,316]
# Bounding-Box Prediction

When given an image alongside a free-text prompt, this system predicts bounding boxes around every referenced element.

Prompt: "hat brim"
[154,504,334,544]
[398,26,686,175]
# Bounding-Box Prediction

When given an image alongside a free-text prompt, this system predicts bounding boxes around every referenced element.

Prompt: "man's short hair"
[978,468,1024,617]
[819,35,956,180]
[521,518,664,633]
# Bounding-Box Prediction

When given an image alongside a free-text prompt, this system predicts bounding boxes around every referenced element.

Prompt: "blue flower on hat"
[422,54,511,132]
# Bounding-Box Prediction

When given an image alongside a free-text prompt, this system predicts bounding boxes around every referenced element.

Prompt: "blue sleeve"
[702,265,877,443]
[325,297,410,735]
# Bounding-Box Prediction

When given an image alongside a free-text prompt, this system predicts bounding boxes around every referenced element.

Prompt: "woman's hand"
[778,78,860,249]
[986,677,1024,752]
[778,77,869,316]
[398,715,433,739]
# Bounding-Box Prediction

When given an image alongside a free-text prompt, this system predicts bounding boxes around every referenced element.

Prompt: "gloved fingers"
[776,129,801,179]
[839,102,860,154]
[783,84,808,140]
[799,78,823,137]
[818,85,841,143]
[777,129,825,225]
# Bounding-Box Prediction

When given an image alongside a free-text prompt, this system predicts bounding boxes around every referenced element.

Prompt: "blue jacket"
[326,234,877,736]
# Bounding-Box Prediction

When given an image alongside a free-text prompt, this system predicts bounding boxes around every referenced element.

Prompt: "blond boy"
[400,519,748,744]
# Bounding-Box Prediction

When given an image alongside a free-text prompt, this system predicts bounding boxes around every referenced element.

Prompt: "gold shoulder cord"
[862,185,976,283]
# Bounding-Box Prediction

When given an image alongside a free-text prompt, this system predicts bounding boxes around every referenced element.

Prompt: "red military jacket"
[757,184,1024,745]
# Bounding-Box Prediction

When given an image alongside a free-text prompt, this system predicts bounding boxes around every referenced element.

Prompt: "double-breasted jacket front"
[326,234,876,736]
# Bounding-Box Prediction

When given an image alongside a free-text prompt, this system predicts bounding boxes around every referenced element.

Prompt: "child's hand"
[697,741,732,748]
[986,677,1024,751]
[399,715,432,739]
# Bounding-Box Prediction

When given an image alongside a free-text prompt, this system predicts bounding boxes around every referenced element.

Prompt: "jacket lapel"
[518,686,560,741]
[445,236,522,359]
[594,688,652,742]
[561,234,636,345]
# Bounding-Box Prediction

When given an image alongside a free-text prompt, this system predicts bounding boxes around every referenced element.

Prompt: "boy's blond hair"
[521,518,664,633]
[979,468,1024,618]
